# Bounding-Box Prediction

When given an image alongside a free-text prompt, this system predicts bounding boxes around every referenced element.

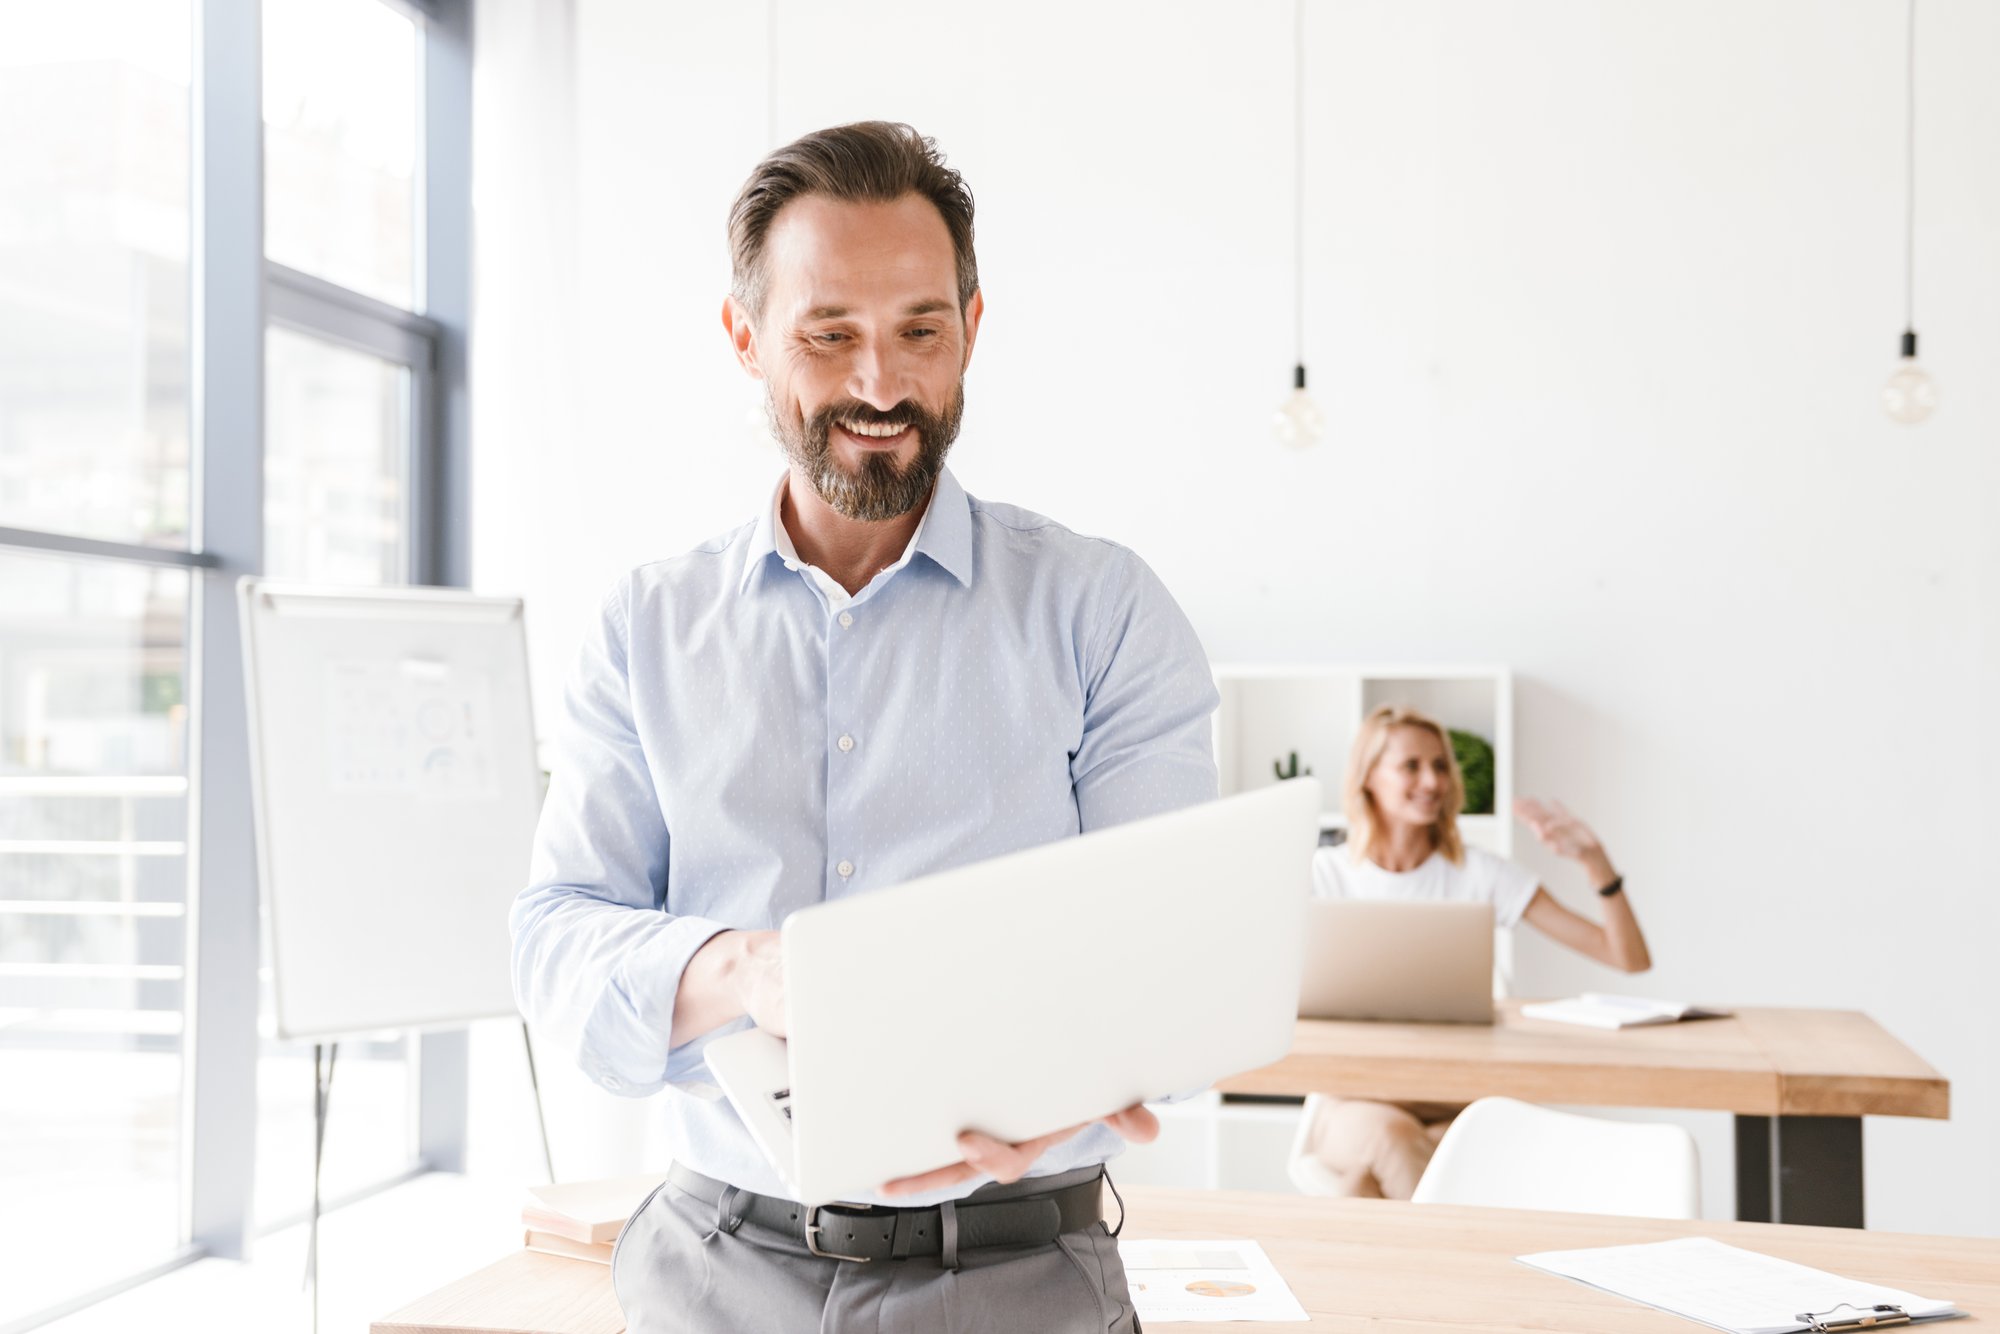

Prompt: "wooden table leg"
[1734,1114,1864,1228]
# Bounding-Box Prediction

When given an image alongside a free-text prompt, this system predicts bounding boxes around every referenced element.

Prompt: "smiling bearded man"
[768,356,964,524]
[512,121,1221,1333]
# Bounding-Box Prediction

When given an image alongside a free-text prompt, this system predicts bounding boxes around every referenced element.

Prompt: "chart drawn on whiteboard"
[325,660,499,799]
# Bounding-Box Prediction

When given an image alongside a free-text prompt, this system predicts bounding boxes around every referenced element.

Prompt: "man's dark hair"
[728,121,978,319]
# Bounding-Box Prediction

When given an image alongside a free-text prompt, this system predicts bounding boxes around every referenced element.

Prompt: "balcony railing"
[0,774,188,1040]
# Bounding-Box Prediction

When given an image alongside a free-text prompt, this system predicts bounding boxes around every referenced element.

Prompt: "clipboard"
[1516,1237,1965,1334]
[1796,1304,1913,1333]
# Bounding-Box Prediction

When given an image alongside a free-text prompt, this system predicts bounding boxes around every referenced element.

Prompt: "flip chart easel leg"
[522,1021,555,1183]
[305,1041,338,1333]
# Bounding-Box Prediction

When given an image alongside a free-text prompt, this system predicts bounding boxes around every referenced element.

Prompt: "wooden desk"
[376,1248,620,1334]
[374,1186,1996,1333]
[1217,1003,1948,1228]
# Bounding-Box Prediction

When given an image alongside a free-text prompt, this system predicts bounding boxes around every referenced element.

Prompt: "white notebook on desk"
[1518,1236,1964,1333]
[1521,993,1731,1030]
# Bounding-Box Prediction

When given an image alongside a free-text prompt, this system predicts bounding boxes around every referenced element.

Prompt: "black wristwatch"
[1597,876,1625,898]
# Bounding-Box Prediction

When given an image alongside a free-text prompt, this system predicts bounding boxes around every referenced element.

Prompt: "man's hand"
[670,929,787,1046]
[878,1103,1159,1197]
[730,929,788,1037]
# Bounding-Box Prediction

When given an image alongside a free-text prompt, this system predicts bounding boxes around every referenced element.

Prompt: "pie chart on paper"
[1185,1280,1258,1298]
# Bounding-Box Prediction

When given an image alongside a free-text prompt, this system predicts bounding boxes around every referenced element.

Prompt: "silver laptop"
[1297,900,1495,1024]
[704,780,1322,1203]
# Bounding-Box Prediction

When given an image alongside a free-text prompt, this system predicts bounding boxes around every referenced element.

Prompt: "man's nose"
[845,341,909,410]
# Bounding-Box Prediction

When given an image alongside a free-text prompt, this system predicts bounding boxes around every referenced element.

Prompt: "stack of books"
[521,1173,667,1265]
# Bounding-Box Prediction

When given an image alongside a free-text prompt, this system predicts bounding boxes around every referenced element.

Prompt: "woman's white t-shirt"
[1309,843,1541,929]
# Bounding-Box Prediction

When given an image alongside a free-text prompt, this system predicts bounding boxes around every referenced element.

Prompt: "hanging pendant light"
[1883,0,1936,425]
[745,0,784,446]
[1273,0,1324,447]
[1883,332,1935,425]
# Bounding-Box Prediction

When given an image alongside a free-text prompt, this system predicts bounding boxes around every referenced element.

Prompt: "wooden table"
[373,1186,1995,1333]
[1217,1003,1949,1228]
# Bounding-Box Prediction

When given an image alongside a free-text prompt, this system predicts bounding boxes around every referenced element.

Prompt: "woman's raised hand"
[1512,797,1604,865]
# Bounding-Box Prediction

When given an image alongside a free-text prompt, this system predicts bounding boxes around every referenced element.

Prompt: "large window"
[0,2,193,549]
[0,0,467,1325]
[0,554,190,1326]
[263,0,419,309]
[0,5,197,1325]
[263,325,413,587]
[254,0,440,1230]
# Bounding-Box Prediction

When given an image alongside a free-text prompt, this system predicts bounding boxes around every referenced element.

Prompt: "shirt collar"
[913,467,973,587]
[738,467,974,593]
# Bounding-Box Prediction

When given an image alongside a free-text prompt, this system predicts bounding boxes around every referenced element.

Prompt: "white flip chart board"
[239,580,540,1041]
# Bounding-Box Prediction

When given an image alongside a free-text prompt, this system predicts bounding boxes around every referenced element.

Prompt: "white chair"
[1411,1096,1701,1219]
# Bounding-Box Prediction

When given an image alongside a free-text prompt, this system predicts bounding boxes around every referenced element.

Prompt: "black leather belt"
[665,1162,1105,1265]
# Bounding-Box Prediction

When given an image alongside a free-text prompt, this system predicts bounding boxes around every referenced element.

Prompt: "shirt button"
[837,734,855,752]
[838,611,854,628]
[836,860,855,878]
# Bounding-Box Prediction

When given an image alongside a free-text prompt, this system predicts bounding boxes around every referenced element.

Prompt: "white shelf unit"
[1212,663,1514,858]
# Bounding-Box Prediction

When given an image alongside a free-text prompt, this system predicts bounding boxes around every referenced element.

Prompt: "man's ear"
[960,288,985,373]
[722,295,764,380]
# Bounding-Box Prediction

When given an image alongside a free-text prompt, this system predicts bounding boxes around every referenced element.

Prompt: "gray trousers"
[612,1164,1140,1333]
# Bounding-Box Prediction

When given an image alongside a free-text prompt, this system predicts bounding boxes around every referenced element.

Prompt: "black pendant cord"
[766,0,779,151]
[1288,2,1316,403]
[1903,0,1917,341]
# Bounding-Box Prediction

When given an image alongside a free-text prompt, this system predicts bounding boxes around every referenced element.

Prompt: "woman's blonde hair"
[1342,705,1466,867]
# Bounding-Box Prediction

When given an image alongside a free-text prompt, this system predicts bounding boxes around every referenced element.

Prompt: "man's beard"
[769,382,965,522]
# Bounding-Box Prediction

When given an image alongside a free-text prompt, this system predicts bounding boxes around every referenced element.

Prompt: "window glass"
[0,549,189,1327]
[263,0,420,308]
[0,2,192,546]
[256,319,417,1223]
[263,324,412,586]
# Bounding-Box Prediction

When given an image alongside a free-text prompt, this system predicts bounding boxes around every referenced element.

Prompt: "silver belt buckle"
[803,1202,876,1262]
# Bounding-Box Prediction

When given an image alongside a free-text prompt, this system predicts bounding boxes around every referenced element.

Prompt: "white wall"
[472,0,2000,1236]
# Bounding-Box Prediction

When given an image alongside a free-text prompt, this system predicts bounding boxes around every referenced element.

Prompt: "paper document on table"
[1518,1236,1963,1333]
[1521,993,1731,1030]
[1119,1239,1308,1323]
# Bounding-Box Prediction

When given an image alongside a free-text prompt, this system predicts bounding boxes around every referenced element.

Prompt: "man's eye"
[907,327,938,340]
[814,332,848,345]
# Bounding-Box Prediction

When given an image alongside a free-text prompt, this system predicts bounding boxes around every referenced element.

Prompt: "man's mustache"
[807,400,938,434]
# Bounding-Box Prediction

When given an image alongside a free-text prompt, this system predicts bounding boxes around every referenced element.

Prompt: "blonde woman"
[1303,704,1651,1198]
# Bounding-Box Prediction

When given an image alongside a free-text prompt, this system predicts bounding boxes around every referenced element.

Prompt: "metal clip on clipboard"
[1796,1304,1911,1332]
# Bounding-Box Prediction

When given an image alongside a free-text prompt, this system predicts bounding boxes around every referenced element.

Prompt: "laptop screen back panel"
[1297,900,1496,1024]
[780,781,1322,1204]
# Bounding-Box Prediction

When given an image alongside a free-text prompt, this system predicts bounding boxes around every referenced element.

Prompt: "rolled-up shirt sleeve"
[510,577,731,1097]
[1070,546,1221,831]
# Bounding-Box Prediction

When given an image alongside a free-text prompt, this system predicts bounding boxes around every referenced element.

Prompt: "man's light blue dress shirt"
[511,467,1219,1204]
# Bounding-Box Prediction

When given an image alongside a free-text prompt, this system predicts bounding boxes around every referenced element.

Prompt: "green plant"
[141,671,183,715]
[1449,729,1495,815]
[1272,751,1312,781]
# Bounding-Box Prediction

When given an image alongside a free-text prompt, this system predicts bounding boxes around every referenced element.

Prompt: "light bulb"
[1882,331,1937,425]
[1883,362,1936,424]
[1273,364,1324,447]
